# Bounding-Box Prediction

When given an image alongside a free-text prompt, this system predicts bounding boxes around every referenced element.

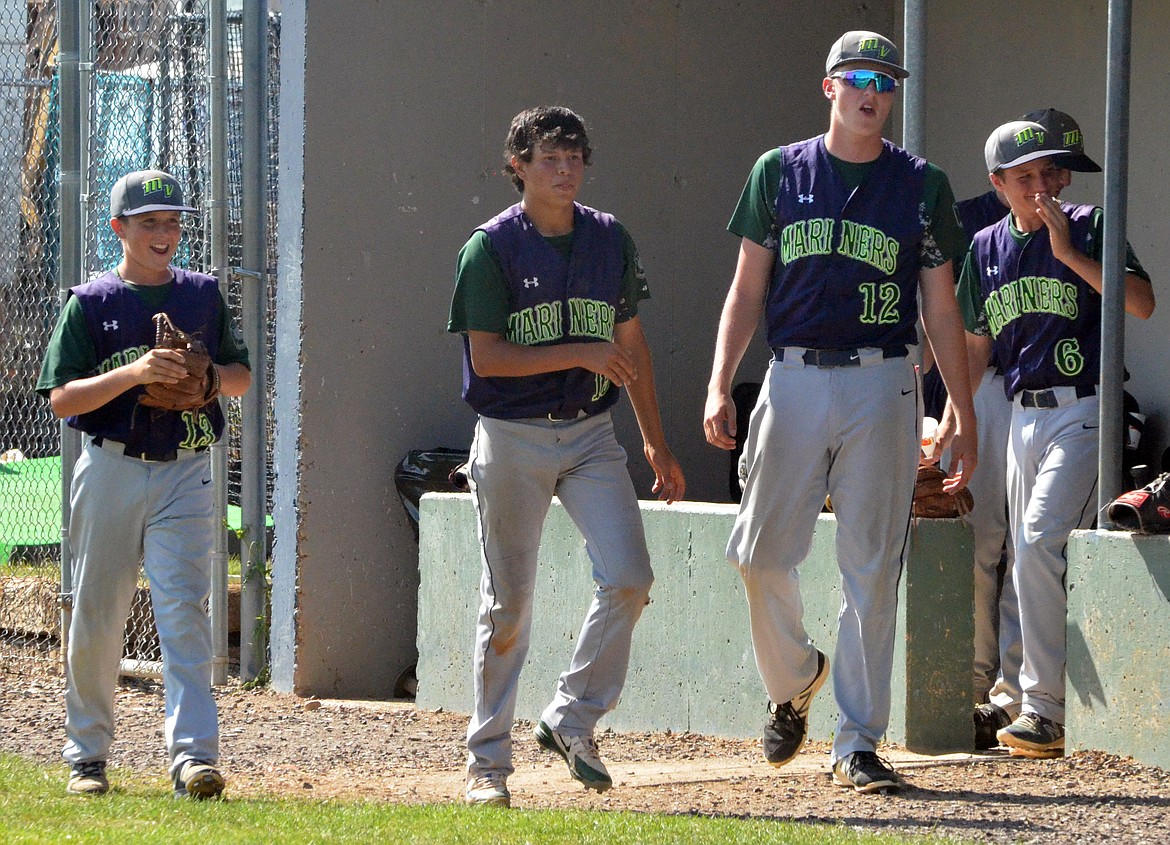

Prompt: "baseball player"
[703,31,976,793]
[448,106,685,808]
[955,110,1104,749]
[36,170,251,798]
[955,120,1154,758]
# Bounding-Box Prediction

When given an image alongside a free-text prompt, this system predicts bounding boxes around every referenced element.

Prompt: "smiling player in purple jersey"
[37,170,251,799]
[955,120,1154,758]
[952,109,1106,750]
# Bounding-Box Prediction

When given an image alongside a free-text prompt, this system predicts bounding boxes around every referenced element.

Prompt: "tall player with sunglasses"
[704,31,976,792]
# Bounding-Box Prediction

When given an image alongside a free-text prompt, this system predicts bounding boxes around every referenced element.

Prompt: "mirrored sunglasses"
[833,70,898,93]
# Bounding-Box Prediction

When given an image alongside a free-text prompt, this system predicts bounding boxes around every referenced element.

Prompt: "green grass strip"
[0,754,965,845]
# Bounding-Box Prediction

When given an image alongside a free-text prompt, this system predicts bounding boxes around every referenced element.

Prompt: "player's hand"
[1035,193,1073,260]
[703,388,737,451]
[129,348,189,385]
[577,342,636,387]
[944,423,978,493]
[645,444,686,504]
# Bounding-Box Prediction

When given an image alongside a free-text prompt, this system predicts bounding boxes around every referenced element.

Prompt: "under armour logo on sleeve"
[986,265,1000,276]
[102,320,119,331]
[797,194,815,204]
[522,277,539,288]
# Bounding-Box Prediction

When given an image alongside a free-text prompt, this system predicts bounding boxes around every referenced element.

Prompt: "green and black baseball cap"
[110,169,197,217]
[985,120,1073,173]
[825,31,909,79]
[1021,108,1102,173]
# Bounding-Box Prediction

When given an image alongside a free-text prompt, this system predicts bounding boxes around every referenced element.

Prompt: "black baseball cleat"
[973,702,1012,750]
[763,649,829,767]
[997,712,1065,759]
[833,751,904,793]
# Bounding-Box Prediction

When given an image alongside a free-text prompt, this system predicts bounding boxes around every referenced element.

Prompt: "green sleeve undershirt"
[727,145,966,269]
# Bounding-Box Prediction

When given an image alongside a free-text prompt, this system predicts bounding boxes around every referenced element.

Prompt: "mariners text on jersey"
[98,344,151,374]
[507,297,616,346]
[983,275,1079,338]
[780,217,900,275]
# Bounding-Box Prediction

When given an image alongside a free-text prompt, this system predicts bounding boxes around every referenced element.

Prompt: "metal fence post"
[239,0,270,683]
[208,0,230,686]
[1097,0,1132,525]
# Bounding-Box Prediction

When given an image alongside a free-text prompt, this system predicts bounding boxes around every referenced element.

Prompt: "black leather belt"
[547,408,590,421]
[1019,384,1096,409]
[92,436,208,463]
[771,346,909,368]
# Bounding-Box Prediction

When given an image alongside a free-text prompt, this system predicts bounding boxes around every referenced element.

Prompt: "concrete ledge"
[1067,529,1170,770]
[417,493,974,753]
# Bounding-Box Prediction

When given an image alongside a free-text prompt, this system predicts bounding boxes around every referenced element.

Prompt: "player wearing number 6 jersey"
[955,120,1154,758]
[703,31,976,792]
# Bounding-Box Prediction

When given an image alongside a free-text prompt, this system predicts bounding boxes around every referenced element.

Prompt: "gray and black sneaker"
[66,760,109,796]
[534,720,612,792]
[973,702,1012,750]
[833,751,904,793]
[997,712,1065,759]
[763,649,829,767]
[173,760,225,800]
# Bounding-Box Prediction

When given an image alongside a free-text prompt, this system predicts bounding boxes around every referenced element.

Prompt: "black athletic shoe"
[763,649,829,767]
[997,712,1065,759]
[833,751,904,793]
[973,702,1012,750]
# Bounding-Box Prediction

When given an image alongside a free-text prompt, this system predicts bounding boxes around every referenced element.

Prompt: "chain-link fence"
[0,1,279,678]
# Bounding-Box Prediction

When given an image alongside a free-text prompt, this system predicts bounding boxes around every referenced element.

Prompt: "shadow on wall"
[1066,621,1107,711]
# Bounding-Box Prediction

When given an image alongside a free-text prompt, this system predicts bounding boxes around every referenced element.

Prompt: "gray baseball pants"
[63,435,218,778]
[967,369,1021,711]
[729,351,918,765]
[464,411,653,779]
[1006,390,1099,725]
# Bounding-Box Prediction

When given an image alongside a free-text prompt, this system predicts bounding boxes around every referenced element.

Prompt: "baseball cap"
[1021,108,1102,173]
[985,120,1074,172]
[109,169,198,218]
[825,31,909,79]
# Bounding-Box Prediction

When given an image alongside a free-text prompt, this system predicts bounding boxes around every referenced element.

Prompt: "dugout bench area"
[416,494,1170,769]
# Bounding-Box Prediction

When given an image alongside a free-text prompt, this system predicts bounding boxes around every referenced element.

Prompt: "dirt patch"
[2,673,1168,843]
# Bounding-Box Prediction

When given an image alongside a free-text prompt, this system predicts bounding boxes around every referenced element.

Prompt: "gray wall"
[273,0,895,697]
[273,1,1168,698]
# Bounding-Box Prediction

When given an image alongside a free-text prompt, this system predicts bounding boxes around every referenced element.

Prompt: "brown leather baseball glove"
[912,464,974,519]
[138,312,220,411]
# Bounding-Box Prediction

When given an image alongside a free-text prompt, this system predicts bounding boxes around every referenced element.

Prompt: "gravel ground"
[3,672,1169,843]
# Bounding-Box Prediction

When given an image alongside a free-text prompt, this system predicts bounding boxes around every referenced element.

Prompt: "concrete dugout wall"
[1067,530,1170,771]
[418,494,975,753]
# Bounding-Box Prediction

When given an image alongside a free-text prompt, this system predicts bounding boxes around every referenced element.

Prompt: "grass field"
[0,754,962,845]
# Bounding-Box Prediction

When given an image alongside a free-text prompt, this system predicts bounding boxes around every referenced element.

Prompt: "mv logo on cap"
[1063,129,1083,148]
[858,37,890,58]
[141,177,175,198]
[1014,126,1046,148]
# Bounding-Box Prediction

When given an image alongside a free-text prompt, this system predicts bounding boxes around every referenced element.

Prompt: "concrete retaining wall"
[1067,530,1170,770]
[417,493,975,753]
